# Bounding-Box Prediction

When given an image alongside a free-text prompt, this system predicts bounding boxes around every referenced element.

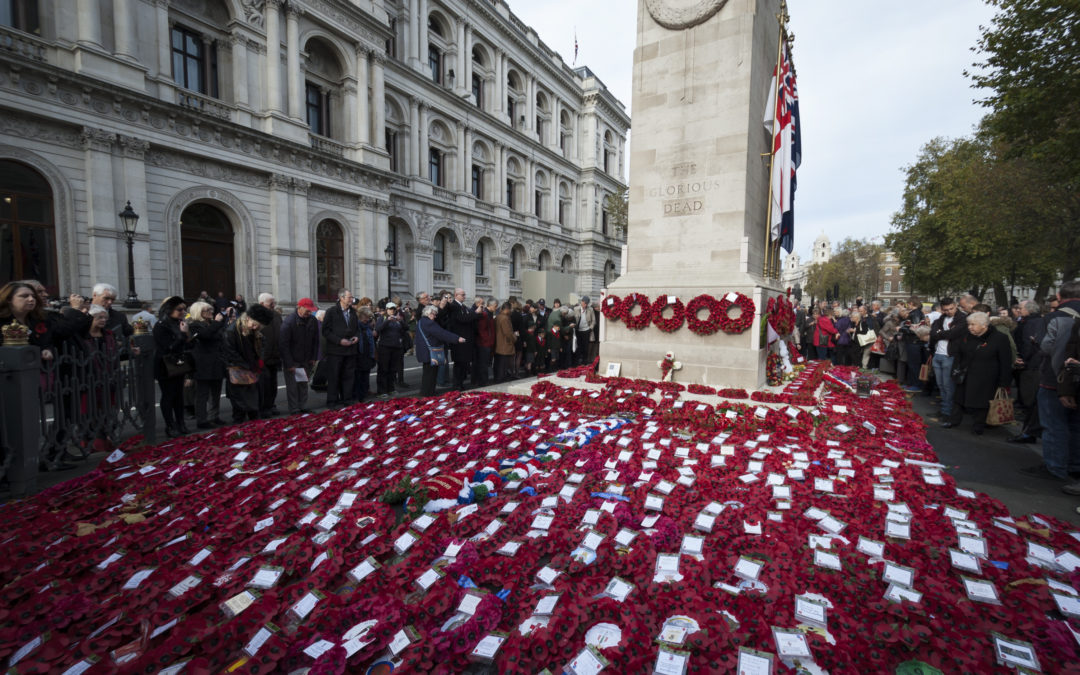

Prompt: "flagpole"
[763,1,787,279]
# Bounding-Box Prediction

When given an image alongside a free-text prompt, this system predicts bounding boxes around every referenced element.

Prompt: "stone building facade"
[0,0,628,306]
[780,231,830,299]
[877,250,906,306]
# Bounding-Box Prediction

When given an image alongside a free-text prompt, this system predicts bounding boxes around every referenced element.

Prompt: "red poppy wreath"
[600,294,623,322]
[650,295,685,333]
[621,293,653,331]
[685,293,756,335]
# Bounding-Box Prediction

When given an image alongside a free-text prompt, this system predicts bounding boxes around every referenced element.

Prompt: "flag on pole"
[573,30,579,65]
[763,39,801,254]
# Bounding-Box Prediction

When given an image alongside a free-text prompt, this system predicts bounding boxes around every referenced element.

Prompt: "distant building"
[878,250,906,306]
[781,232,831,300]
[0,0,628,304]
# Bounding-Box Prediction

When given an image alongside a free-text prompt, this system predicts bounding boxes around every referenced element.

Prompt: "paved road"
[909,390,1080,525]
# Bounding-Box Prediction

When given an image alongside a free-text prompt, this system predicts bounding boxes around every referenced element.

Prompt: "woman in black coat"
[943,312,1013,435]
[222,304,275,422]
[374,303,406,397]
[415,304,466,397]
[153,296,191,437]
[187,301,228,428]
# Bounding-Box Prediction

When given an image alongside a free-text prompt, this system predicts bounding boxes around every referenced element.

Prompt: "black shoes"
[941,422,958,429]
[196,422,216,430]
[1006,433,1037,444]
[1018,464,1069,481]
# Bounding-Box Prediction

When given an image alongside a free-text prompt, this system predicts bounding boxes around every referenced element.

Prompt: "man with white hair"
[257,292,282,417]
[91,282,133,340]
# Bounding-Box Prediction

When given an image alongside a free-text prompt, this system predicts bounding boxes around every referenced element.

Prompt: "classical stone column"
[118,135,151,301]
[461,125,471,194]
[495,142,506,205]
[494,50,504,116]
[343,80,358,146]
[525,159,534,212]
[372,54,386,146]
[266,174,291,294]
[231,32,250,107]
[409,97,420,176]
[286,5,303,120]
[551,98,560,150]
[77,0,103,47]
[463,23,473,97]
[81,128,117,289]
[417,0,429,75]
[405,0,417,65]
[264,0,283,113]
[455,19,466,94]
[526,76,535,132]
[113,0,135,60]
[154,0,171,82]
[355,46,371,146]
[418,104,430,180]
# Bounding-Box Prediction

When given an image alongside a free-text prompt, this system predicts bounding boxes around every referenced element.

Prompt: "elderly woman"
[494,302,516,382]
[812,307,838,361]
[187,300,228,429]
[223,304,276,422]
[415,303,466,397]
[833,309,853,366]
[942,312,1013,435]
[153,296,192,437]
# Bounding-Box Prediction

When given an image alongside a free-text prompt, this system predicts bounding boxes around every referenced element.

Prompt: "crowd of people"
[0,281,602,443]
[794,282,1080,497]
[3,276,1078,500]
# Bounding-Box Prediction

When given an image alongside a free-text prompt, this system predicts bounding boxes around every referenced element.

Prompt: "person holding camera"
[416,304,465,397]
[374,302,407,397]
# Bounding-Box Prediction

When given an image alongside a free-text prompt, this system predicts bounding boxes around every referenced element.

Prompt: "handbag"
[228,366,259,386]
[918,358,932,382]
[870,335,887,355]
[884,338,900,361]
[418,324,446,366]
[950,364,968,384]
[986,387,1015,426]
[857,329,878,347]
[162,353,193,378]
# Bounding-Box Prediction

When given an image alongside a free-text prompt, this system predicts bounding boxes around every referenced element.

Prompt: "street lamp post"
[118,201,141,309]
[383,242,394,302]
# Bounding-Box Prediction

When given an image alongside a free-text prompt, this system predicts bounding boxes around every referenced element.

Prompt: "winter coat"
[280,312,320,368]
[1039,299,1080,390]
[152,317,189,380]
[188,319,227,380]
[495,313,516,356]
[260,310,283,367]
[476,309,495,349]
[223,322,263,373]
[952,328,1013,410]
[813,315,838,347]
[375,314,407,349]
[415,316,461,365]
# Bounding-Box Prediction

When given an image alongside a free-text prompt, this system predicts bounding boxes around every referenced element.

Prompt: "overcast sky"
[511,0,998,261]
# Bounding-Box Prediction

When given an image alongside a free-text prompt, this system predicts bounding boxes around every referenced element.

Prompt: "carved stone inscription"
[648,162,719,217]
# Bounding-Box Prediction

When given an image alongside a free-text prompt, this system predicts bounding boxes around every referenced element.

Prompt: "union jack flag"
[764,39,801,254]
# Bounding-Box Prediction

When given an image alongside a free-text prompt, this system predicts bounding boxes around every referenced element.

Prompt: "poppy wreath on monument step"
[684,292,756,335]
[649,295,686,333]
[600,294,623,322]
[620,293,653,331]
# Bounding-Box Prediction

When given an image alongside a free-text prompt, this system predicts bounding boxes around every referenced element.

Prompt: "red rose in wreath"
[650,296,685,333]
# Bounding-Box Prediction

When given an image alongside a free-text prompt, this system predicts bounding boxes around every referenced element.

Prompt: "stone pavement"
[18,370,1080,526]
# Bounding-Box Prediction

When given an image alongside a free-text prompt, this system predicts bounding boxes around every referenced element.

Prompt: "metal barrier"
[0,333,157,496]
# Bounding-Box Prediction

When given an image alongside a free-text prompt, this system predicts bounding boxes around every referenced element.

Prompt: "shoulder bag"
[228,366,259,386]
[418,324,446,366]
[857,328,878,347]
[162,353,193,378]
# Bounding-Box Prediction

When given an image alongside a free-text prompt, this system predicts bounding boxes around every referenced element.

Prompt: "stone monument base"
[600,283,782,390]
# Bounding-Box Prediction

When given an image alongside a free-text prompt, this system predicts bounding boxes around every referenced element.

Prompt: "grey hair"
[422,304,440,319]
[1023,300,1041,314]
[88,304,108,317]
[486,298,498,309]
[258,292,274,304]
[92,282,118,297]
[967,311,990,326]
[357,306,374,320]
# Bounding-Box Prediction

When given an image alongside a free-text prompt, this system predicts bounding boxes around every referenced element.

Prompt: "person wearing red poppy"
[942,311,1013,435]
[811,306,838,360]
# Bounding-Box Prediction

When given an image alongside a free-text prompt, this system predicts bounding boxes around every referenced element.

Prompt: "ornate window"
[471,165,483,199]
[0,160,56,295]
[429,148,443,187]
[428,45,442,84]
[433,232,446,271]
[884,281,892,293]
[1,0,39,34]
[385,129,399,172]
[475,241,485,276]
[389,224,398,267]
[472,74,483,109]
[171,25,218,97]
[306,84,330,137]
[315,220,345,302]
[505,178,515,209]
[509,248,519,279]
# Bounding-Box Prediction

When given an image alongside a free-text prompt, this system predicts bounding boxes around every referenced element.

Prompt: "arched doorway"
[0,159,58,295]
[315,219,345,302]
[180,203,235,301]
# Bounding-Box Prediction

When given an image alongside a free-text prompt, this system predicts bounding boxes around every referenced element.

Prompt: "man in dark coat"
[321,289,360,407]
[446,287,478,390]
[257,293,282,417]
[1009,300,1045,443]
[281,297,320,414]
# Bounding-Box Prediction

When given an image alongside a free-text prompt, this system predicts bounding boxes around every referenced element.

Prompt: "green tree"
[887,133,1067,305]
[966,0,1080,282]
[804,238,884,304]
[604,186,628,239]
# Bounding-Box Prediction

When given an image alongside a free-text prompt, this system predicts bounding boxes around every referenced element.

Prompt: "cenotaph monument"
[601,0,788,389]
